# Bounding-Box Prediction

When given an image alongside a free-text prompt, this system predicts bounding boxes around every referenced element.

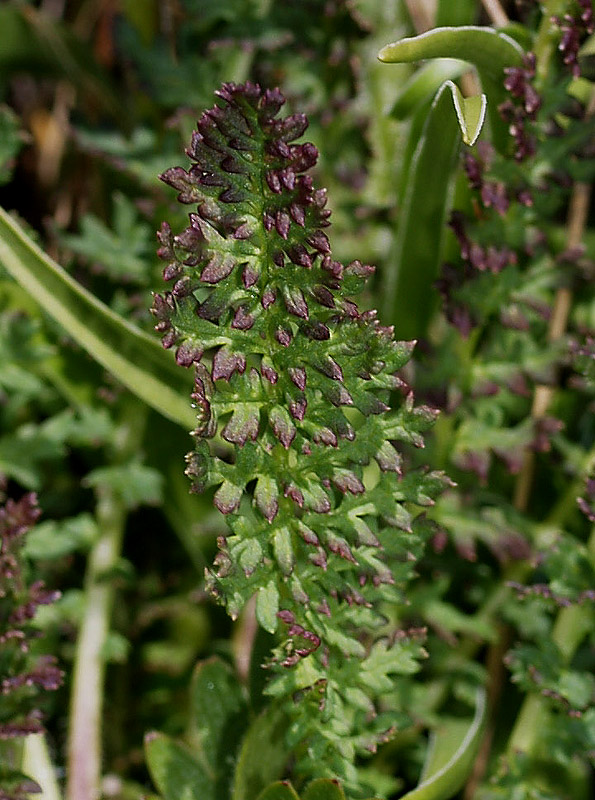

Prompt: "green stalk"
[22,733,63,800]
[66,403,147,800]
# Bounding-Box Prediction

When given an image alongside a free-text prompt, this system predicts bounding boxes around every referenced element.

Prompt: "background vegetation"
[0,2,594,800]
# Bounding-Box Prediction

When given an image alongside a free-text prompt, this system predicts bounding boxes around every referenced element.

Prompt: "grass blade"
[399,688,486,800]
[382,81,485,338]
[379,26,524,152]
[0,207,194,429]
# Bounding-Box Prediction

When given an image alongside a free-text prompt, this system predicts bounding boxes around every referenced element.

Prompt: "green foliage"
[0,208,194,428]
[380,78,485,338]
[0,2,594,800]
[152,81,449,793]
[59,193,155,286]
[378,26,524,152]
[399,690,486,800]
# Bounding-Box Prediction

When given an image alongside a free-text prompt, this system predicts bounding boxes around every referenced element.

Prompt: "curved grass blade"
[378,26,523,79]
[449,82,487,146]
[0,207,195,429]
[379,26,524,152]
[398,688,486,800]
[382,81,485,338]
[391,60,466,120]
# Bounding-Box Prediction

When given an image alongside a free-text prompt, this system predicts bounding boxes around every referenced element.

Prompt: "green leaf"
[378,26,524,153]
[302,779,347,800]
[59,193,154,284]
[398,688,486,800]
[84,462,164,509]
[189,658,248,799]
[391,60,466,120]
[256,782,300,800]
[256,581,279,634]
[0,207,195,428]
[232,707,289,800]
[447,82,487,146]
[378,26,523,80]
[579,32,595,58]
[0,422,65,488]
[381,81,466,338]
[273,527,294,575]
[23,513,98,560]
[145,732,212,800]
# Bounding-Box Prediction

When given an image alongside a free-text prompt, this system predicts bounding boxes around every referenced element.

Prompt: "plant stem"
[66,403,147,800]
[404,0,436,33]
[481,0,509,27]
[66,491,126,800]
[22,733,63,800]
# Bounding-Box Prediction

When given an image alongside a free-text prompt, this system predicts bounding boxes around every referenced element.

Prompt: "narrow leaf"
[189,657,248,796]
[144,732,213,800]
[398,688,486,800]
[447,81,487,146]
[379,26,524,153]
[256,581,279,634]
[381,81,462,339]
[391,60,466,120]
[378,26,524,79]
[0,207,195,428]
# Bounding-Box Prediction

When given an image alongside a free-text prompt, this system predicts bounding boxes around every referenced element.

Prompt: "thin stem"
[66,403,147,800]
[404,0,436,33]
[66,496,126,800]
[481,0,509,27]
[22,733,63,800]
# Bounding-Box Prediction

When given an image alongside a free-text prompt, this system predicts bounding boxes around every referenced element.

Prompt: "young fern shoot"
[153,82,450,792]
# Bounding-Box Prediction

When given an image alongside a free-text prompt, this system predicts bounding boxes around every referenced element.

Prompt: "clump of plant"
[151,81,450,793]
[379,3,595,798]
